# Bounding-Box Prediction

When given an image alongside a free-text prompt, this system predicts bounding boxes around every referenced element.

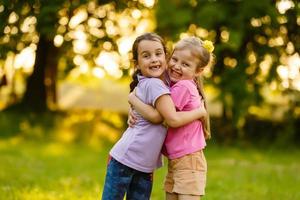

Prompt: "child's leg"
[178,194,200,200]
[166,192,178,200]
[101,158,132,200]
[126,171,153,200]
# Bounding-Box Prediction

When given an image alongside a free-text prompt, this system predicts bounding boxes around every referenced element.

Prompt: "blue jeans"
[102,157,153,200]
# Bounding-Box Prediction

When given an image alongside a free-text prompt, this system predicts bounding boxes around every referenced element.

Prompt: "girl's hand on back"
[128,90,138,127]
[127,106,137,127]
[128,91,137,105]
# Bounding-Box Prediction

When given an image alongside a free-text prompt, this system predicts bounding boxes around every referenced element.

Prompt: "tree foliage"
[0,0,299,142]
[0,0,151,111]
[156,0,299,137]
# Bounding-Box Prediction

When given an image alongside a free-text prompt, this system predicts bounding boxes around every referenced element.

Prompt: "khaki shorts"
[164,150,207,196]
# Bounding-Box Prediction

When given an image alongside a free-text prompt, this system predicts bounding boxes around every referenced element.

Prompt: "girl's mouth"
[170,69,181,79]
[149,65,161,71]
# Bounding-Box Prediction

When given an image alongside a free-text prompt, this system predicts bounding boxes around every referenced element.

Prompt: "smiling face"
[167,49,201,83]
[136,40,167,79]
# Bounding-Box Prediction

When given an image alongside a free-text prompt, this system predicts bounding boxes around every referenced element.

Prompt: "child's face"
[167,49,200,83]
[136,40,167,79]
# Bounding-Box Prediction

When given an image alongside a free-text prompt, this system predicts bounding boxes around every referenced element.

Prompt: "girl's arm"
[129,92,206,128]
[155,94,206,128]
[128,92,163,124]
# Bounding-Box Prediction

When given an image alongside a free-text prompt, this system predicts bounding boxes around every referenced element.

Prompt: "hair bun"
[203,40,214,53]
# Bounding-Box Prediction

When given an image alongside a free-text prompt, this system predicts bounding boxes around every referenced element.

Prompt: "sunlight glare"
[14,47,35,73]
[0,5,4,13]
[92,67,105,78]
[73,55,85,65]
[136,19,153,34]
[277,53,300,90]
[103,41,112,50]
[277,65,289,79]
[69,9,88,29]
[88,17,102,28]
[10,26,18,35]
[95,51,121,77]
[79,62,89,74]
[287,53,300,79]
[117,37,134,55]
[105,20,118,36]
[4,52,14,80]
[286,42,294,54]
[140,0,155,8]
[4,26,10,34]
[259,55,272,76]
[8,12,19,24]
[132,9,142,19]
[59,16,69,25]
[293,78,300,91]
[54,35,64,47]
[248,52,256,64]
[73,30,87,40]
[96,6,106,18]
[90,28,105,38]
[119,16,131,28]
[21,16,37,33]
[196,28,209,38]
[221,30,229,42]
[251,18,262,27]
[224,57,237,68]
[276,0,295,14]
[73,40,91,54]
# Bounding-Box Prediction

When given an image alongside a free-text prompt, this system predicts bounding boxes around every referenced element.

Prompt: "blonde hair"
[173,37,214,139]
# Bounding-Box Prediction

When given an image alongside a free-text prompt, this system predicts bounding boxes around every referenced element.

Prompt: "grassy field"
[0,138,300,200]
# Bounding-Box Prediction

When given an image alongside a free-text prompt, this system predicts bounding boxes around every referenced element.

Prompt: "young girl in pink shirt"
[128,36,214,200]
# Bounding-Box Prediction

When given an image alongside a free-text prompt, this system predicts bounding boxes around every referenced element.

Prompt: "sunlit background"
[0,0,300,199]
[0,0,299,116]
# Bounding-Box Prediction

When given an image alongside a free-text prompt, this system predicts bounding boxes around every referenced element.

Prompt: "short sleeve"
[170,81,191,111]
[146,78,170,107]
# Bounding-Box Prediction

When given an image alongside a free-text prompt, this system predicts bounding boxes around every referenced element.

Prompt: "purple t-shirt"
[110,75,170,173]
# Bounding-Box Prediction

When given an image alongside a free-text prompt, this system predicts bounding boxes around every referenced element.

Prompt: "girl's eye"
[171,57,177,62]
[183,63,190,67]
[142,54,149,58]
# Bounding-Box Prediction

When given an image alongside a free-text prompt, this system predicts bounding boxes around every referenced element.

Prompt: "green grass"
[0,138,300,200]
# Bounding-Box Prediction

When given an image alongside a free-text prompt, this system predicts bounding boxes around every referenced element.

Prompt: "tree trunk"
[19,35,58,112]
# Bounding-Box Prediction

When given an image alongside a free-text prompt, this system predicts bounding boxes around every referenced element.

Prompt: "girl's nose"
[151,55,159,63]
[173,63,181,69]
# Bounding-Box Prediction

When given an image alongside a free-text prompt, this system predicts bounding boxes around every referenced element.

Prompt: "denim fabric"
[102,157,153,200]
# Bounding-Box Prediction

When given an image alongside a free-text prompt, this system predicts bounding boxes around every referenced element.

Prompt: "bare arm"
[129,92,206,127]
[128,92,163,124]
[155,94,206,128]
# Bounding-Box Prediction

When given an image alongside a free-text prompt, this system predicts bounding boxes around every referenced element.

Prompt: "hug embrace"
[102,32,215,200]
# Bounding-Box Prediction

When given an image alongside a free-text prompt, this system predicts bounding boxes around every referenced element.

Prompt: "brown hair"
[173,37,214,139]
[129,33,167,92]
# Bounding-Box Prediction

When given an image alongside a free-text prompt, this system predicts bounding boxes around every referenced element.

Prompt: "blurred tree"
[156,0,299,139]
[0,0,150,112]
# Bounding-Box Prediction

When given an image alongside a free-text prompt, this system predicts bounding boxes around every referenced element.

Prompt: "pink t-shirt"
[162,80,206,159]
